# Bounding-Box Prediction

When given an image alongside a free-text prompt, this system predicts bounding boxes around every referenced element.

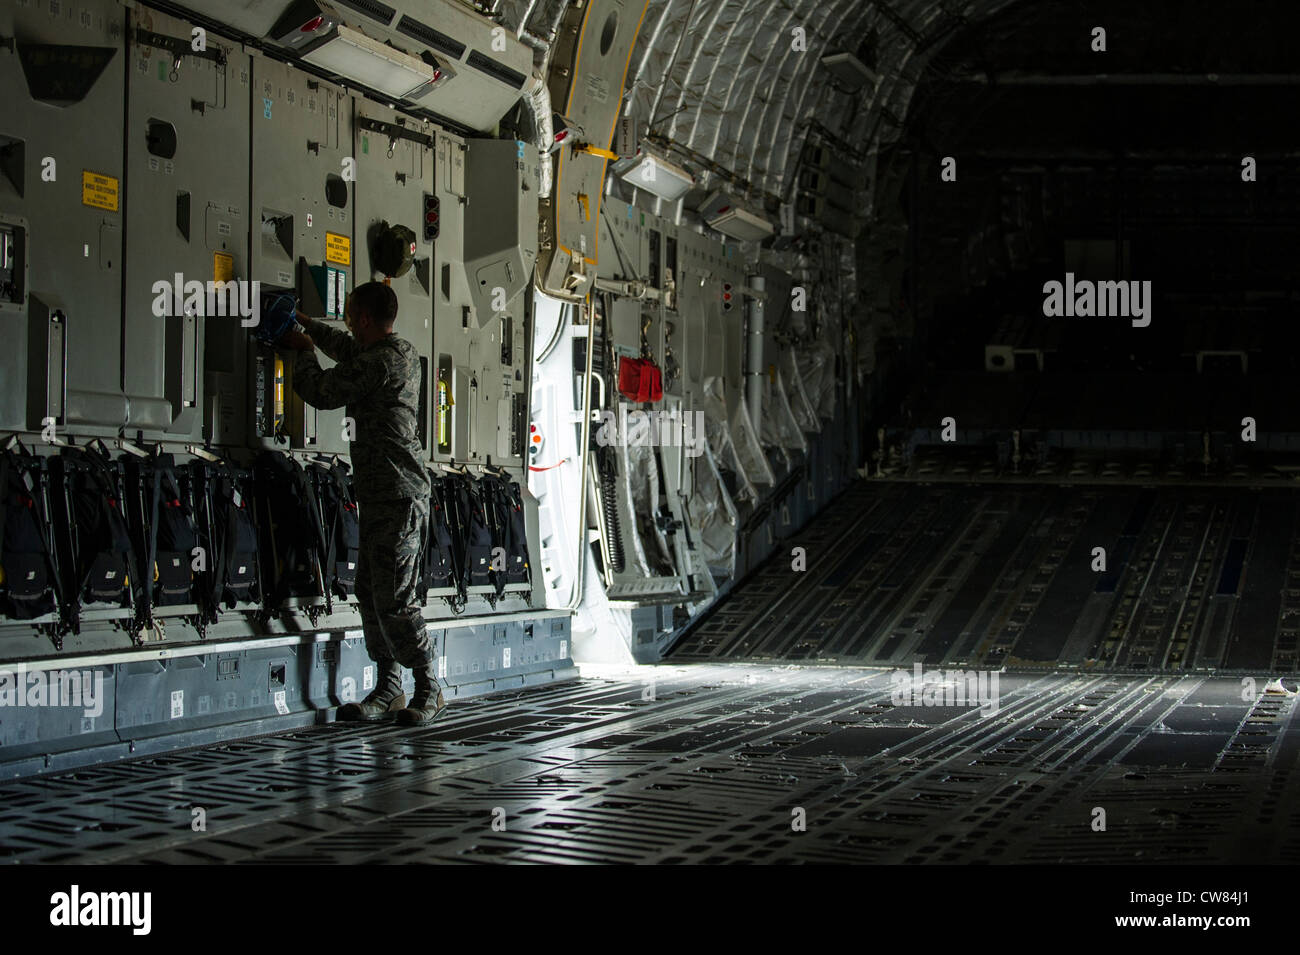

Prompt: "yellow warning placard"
[325,232,351,266]
[81,170,120,212]
[213,252,234,283]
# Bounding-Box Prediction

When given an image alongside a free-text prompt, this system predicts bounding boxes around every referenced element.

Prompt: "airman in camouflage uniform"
[281,281,445,725]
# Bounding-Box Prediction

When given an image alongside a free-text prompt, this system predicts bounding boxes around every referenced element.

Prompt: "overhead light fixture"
[302,25,445,100]
[698,190,775,242]
[820,52,875,91]
[616,148,695,201]
[268,0,337,53]
[707,205,775,242]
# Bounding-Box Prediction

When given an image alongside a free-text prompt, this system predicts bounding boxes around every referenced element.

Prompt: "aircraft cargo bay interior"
[0,0,1297,900]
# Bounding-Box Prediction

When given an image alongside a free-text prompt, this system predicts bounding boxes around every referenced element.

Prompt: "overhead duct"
[523,74,554,199]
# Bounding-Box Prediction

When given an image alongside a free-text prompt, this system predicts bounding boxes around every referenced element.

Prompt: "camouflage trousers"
[355,496,431,669]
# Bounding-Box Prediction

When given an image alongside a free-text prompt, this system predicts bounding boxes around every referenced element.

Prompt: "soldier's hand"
[278,327,315,352]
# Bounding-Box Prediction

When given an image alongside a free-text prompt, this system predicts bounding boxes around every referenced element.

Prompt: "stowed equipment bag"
[420,473,465,606]
[480,473,530,595]
[449,472,531,601]
[135,452,201,615]
[0,440,63,623]
[456,474,496,592]
[255,450,329,613]
[308,458,360,601]
[50,444,137,631]
[194,460,261,613]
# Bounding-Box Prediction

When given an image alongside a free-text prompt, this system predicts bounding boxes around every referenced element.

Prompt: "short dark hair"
[349,282,398,327]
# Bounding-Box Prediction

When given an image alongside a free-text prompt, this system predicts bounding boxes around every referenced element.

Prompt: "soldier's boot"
[337,659,406,721]
[396,660,446,726]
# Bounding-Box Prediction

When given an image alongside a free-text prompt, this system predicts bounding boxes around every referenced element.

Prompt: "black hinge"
[134,28,226,66]
[357,115,434,150]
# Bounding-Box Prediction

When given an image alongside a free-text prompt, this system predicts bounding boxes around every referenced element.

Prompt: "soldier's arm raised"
[292,347,386,410]
[297,314,360,362]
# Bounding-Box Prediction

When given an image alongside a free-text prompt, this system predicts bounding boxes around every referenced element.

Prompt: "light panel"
[616,150,695,201]
[302,25,441,100]
[820,52,874,91]
[706,204,775,242]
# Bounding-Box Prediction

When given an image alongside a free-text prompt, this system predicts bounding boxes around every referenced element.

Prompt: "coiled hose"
[597,448,625,574]
[592,295,626,576]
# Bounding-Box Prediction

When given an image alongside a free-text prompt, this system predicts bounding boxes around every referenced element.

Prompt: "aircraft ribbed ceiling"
[503,0,1018,200]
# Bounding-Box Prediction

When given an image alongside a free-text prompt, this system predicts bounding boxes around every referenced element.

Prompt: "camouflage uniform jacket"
[292,320,431,505]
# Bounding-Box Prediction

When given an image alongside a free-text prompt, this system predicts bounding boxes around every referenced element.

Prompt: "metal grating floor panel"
[672,480,1300,672]
[1,665,1297,863]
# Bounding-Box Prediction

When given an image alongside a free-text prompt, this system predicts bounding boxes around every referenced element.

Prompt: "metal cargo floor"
[673,480,1300,671]
[1,665,1297,864]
